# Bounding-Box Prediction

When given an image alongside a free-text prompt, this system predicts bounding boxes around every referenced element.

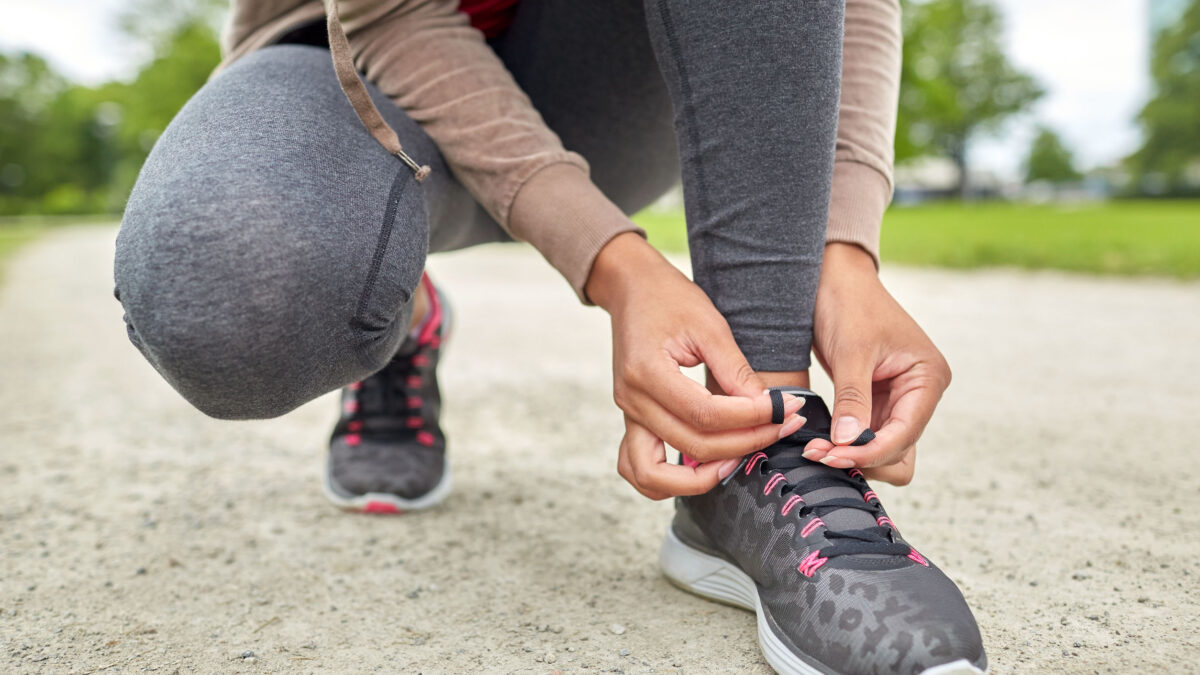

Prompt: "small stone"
[609,624,626,635]
[1137,597,1150,603]
[1073,642,1082,648]
[537,624,549,632]
[1062,650,1071,657]
[545,653,558,664]
[408,588,422,599]
[244,657,257,664]
[673,662,683,668]
[241,650,256,659]
[428,583,439,592]
[619,648,631,657]
[136,567,147,575]
[26,585,35,592]
[1029,581,1038,587]
[551,625,564,634]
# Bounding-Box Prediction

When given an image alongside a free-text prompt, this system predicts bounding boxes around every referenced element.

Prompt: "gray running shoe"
[323,273,451,514]
[660,387,987,674]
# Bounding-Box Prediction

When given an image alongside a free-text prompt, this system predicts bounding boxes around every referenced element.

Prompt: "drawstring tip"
[414,165,431,182]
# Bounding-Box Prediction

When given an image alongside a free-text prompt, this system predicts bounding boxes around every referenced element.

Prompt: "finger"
[630,396,805,463]
[823,384,937,468]
[830,354,876,445]
[622,420,740,497]
[696,322,766,398]
[637,363,782,432]
[864,444,916,486]
[801,438,835,462]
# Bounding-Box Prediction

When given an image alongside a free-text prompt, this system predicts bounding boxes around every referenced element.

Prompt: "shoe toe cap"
[328,438,445,499]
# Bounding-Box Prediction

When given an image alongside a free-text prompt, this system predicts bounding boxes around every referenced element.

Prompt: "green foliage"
[1128,0,1200,193]
[1024,126,1081,184]
[633,201,1200,278]
[895,0,1043,192]
[0,4,221,216]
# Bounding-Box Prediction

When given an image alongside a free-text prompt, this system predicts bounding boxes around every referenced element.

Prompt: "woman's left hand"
[802,243,952,486]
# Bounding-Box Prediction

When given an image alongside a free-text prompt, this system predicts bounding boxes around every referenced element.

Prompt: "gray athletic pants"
[114,0,844,420]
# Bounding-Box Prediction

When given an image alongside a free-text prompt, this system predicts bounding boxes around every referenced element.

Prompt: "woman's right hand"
[585,233,805,500]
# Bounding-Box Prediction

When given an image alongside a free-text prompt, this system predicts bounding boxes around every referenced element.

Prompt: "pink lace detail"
[364,501,400,514]
[343,400,359,414]
[416,272,443,346]
[863,490,879,502]
[406,375,422,388]
[797,550,829,577]
[348,381,362,391]
[745,452,767,475]
[405,416,423,429]
[344,433,361,447]
[848,468,863,479]
[876,515,895,528]
[348,420,363,432]
[412,353,430,367]
[763,473,786,495]
[800,517,825,538]
[681,453,701,469]
[907,548,929,566]
[416,430,435,447]
[780,494,804,516]
[407,395,423,408]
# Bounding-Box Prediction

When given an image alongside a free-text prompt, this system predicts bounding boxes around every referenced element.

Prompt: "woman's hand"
[586,233,805,500]
[802,243,952,485]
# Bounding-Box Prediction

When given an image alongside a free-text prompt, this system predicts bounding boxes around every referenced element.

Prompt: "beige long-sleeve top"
[218,0,901,301]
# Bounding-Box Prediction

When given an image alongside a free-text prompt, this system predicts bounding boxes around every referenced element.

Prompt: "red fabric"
[458,0,521,38]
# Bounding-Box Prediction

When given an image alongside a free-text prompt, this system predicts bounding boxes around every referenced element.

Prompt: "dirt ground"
[1,225,1197,674]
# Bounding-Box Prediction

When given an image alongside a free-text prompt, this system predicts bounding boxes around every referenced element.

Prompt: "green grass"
[633,200,1200,278]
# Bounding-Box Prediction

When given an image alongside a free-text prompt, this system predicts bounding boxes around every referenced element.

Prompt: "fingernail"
[717,459,740,479]
[802,449,822,460]
[784,396,805,414]
[820,455,855,469]
[778,415,806,439]
[833,416,860,444]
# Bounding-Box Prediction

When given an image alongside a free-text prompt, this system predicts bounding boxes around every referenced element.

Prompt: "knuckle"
[683,440,713,464]
[689,402,718,430]
[835,383,871,410]
[619,361,643,389]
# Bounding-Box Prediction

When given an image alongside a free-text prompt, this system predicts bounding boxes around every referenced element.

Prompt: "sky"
[0,0,1155,180]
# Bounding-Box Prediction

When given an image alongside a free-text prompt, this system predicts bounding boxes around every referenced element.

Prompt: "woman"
[113,0,986,672]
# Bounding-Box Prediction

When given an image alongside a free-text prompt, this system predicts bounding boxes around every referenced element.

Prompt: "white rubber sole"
[322,461,452,514]
[658,527,986,675]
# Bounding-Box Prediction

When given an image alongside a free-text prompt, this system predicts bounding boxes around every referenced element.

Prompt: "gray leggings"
[114,0,844,419]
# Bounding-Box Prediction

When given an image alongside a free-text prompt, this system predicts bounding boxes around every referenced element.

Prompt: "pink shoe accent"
[848,468,864,479]
[412,353,430,367]
[348,381,362,391]
[406,395,423,408]
[876,516,895,529]
[363,501,401,514]
[681,453,701,469]
[863,490,879,502]
[344,433,361,447]
[416,272,443,346]
[780,494,804,516]
[797,549,829,577]
[763,473,786,495]
[406,416,424,429]
[348,420,363,432]
[343,400,359,414]
[416,430,435,447]
[744,452,767,475]
[406,375,422,388]
[800,517,825,538]
[907,548,929,566]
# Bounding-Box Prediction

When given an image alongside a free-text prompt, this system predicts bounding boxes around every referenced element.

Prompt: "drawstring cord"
[322,0,432,182]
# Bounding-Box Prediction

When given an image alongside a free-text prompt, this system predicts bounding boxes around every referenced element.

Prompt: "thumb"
[831,358,874,444]
[700,325,766,398]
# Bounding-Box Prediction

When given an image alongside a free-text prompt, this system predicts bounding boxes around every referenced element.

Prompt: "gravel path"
[1,225,1197,673]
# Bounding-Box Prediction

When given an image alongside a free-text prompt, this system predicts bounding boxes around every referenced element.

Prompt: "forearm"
[827,0,903,264]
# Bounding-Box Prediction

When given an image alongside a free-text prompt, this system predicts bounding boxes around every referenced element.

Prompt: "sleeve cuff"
[506,163,647,304]
[826,160,891,267]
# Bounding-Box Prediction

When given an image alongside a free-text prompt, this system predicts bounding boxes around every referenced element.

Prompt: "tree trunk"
[951,141,969,199]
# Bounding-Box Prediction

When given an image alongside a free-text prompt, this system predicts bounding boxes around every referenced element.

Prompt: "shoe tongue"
[767,387,877,531]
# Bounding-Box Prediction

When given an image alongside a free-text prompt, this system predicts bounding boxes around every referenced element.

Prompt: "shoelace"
[759,425,911,561]
[354,349,427,424]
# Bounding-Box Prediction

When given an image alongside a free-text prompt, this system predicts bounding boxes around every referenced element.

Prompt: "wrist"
[585,232,675,310]
[823,242,878,278]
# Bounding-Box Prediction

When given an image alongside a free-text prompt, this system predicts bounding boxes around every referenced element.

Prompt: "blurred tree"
[896,0,1044,196]
[1128,0,1200,194]
[1024,126,1081,184]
